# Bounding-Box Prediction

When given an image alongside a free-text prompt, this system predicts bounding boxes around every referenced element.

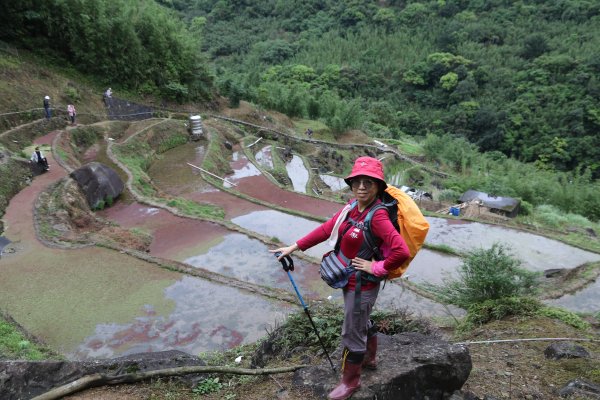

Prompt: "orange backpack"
[361,185,430,279]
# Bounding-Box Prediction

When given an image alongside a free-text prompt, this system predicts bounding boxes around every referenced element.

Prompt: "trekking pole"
[274,252,336,373]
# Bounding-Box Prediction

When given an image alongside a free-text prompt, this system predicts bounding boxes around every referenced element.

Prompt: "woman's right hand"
[270,243,298,260]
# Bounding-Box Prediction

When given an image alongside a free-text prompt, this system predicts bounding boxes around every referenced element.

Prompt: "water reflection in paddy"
[320,174,347,192]
[545,278,600,314]
[255,145,273,169]
[147,143,214,195]
[232,210,330,259]
[184,233,327,295]
[426,217,600,271]
[224,151,262,188]
[286,155,309,193]
[73,276,292,359]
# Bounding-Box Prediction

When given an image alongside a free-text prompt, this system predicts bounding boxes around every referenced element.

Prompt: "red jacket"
[297,199,410,290]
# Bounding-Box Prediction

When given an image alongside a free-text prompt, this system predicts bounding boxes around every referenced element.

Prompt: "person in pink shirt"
[67,104,77,125]
[272,156,409,400]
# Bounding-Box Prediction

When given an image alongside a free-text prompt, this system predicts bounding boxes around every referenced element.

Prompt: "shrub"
[438,188,460,202]
[465,297,541,326]
[424,243,539,309]
[64,86,81,102]
[193,377,222,394]
[519,200,533,216]
[538,307,590,330]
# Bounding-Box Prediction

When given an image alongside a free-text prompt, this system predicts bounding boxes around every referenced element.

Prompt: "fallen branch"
[187,162,237,186]
[32,364,307,400]
[246,137,263,148]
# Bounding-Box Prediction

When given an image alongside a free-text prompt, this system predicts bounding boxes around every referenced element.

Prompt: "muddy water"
[426,217,600,271]
[286,155,309,193]
[232,210,331,259]
[98,202,230,260]
[183,232,335,299]
[147,142,212,196]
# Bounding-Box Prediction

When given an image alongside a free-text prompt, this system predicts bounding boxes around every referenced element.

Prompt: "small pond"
[286,155,309,193]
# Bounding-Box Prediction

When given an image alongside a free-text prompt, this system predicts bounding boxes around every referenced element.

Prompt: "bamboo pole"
[187,162,237,186]
[246,137,263,148]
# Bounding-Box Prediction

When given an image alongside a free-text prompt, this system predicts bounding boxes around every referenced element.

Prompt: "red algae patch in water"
[98,202,231,260]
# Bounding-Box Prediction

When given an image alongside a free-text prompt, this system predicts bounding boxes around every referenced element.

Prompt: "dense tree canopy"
[159,0,600,178]
[0,0,214,101]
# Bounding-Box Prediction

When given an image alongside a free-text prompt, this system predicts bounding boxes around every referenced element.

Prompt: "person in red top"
[272,156,410,400]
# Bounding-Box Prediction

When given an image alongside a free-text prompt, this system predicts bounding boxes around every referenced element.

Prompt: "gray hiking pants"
[341,284,380,353]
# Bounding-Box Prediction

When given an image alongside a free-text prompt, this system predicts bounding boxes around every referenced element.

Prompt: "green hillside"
[162,0,600,179]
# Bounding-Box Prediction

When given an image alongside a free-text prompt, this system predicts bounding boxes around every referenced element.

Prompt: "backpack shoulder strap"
[333,200,358,253]
[361,201,392,259]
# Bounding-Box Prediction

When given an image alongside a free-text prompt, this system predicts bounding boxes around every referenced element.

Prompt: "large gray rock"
[559,379,600,398]
[544,342,590,360]
[294,333,471,399]
[0,350,206,400]
[70,162,124,209]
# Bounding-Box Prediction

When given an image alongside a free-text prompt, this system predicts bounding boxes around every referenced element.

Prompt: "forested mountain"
[1,0,214,102]
[160,0,600,180]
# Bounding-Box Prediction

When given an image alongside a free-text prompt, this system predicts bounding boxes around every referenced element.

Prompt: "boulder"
[544,341,590,360]
[558,379,600,398]
[0,350,206,400]
[70,162,124,209]
[293,333,471,400]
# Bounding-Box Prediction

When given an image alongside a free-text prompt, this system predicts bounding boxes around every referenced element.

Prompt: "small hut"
[459,189,520,218]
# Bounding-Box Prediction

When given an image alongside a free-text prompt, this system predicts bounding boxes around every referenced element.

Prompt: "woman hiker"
[67,103,77,125]
[271,156,409,400]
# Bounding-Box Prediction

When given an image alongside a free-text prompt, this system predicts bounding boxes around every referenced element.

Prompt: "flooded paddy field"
[2,124,598,363]
[426,217,600,271]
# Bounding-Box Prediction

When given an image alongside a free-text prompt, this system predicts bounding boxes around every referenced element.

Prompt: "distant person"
[103,88,112,107]
[30,146,49,171]
[43,96,51,120]
[305,128,313,137]
[67,104,77,125]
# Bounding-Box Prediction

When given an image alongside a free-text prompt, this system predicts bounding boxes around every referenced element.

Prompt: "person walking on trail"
[271,156,410,400]
[103,88,112,107]
[43,95,51,120]
[30,146,49,171]
[67,104,77,125]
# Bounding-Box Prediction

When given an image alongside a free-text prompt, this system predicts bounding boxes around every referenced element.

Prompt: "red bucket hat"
[344,156,386,187]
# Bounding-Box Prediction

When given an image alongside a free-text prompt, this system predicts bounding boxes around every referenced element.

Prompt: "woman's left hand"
[352,257,373,274]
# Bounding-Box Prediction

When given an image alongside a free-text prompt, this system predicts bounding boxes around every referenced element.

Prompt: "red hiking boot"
[328,360,362,400]
[362,334,378,370]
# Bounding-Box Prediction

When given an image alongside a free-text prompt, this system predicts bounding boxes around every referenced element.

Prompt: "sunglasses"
[351,178,376,190]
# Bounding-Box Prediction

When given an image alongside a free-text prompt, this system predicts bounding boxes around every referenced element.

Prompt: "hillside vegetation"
[0,0,600,399]
[2,1,600,223]
[179,0,600,178]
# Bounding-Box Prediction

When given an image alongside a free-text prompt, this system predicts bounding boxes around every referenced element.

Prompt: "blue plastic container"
[450,207,460,216]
